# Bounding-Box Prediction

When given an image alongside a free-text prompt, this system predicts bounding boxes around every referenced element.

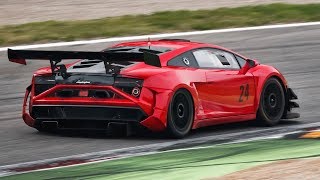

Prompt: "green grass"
[1,3,320,46]
[3,139,320,180]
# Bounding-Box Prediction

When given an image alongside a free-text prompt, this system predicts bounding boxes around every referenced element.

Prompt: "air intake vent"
[73,64,95,68]
[72,60,102,69]
[80,60,102,64]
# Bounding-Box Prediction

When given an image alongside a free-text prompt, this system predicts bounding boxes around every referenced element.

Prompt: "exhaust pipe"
[107,122,133,136]
[41,121,59,129]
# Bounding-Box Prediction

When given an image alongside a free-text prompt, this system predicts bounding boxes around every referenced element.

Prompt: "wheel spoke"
[172,92,190,130]
[263,82,284,119]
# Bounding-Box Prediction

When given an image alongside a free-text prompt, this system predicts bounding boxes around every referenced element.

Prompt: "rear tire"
[166,89,194,138]
[256,78,285,126]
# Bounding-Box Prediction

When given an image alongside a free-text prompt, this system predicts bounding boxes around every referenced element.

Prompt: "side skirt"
[193,114,256,129]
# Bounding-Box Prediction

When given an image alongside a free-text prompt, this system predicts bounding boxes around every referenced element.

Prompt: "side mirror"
[247,59,259,67]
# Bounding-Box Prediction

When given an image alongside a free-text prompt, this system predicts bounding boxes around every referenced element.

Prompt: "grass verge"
[1,3,320,46]
[3,139,320,180]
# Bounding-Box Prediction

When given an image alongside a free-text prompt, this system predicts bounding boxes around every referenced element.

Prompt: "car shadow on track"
[188,119,301,138]
[34,119,302,140]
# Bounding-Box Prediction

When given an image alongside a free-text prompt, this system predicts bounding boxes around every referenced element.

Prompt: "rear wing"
[8,48,161,77]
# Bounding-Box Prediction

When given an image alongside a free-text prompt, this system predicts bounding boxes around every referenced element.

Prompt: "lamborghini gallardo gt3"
[8,39,299,138]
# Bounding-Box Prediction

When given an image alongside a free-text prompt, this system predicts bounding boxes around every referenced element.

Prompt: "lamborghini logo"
[76,80,91,84]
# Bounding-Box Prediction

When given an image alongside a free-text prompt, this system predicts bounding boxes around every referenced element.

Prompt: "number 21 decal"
[239,84,249,102]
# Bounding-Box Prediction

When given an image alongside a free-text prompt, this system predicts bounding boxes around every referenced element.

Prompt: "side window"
[235,55,247,68]
[193,48,240,69]
[167,51,199,68]
[192,49,223,68]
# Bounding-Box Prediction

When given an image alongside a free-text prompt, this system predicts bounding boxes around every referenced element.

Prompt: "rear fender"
[22,85,35,127]
[140,69,205,131]
[249,65,288,112]
[140,83,199,131]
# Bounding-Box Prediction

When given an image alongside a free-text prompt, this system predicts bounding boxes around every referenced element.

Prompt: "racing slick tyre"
[256,78,285,126]
[167,89,194,138]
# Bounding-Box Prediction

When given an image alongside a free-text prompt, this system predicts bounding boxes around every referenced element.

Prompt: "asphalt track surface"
[0,25,319,166]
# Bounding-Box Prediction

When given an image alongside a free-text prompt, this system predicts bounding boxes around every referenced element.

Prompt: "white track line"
[0,132,294,177]
[1,121,320,178]
[1,21,320,52]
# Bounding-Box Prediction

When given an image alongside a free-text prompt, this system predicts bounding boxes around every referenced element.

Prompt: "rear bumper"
[32,105,146,121]
[32,105,147,130]
[22,84,172,132]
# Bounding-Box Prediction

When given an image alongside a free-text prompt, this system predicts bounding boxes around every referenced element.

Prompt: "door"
[192,48,255,119]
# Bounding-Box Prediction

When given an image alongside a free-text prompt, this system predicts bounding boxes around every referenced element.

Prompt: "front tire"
[167,89,194,138]
[256,78,285,126]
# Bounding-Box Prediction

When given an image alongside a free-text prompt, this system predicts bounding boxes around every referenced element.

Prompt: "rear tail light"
[34,76,55,96]
[34,76,144,98]
[114,77,143,98]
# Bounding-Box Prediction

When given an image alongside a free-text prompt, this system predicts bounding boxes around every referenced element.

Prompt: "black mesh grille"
[55,89,115,98]
[32,106,146,122]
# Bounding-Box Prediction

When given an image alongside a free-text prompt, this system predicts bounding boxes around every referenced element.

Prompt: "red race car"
[8,39,299,138]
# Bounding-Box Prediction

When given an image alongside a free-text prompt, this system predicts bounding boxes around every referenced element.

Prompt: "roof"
[109,39,247,63]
